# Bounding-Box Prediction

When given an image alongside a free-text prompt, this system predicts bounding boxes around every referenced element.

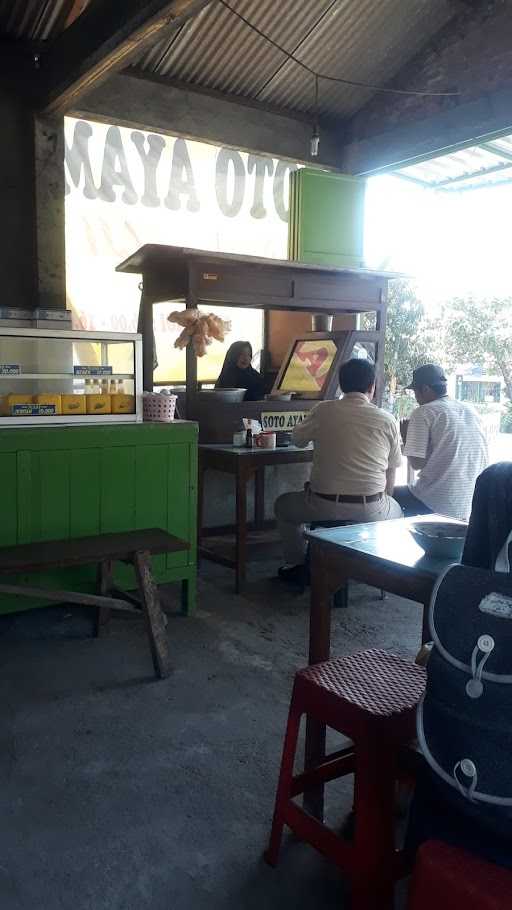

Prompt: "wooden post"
[185,264,198,418]
[254,467,265,528]
[140,289,155,392]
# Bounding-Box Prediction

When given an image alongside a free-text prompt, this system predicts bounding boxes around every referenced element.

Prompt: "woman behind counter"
[215,341,265,401]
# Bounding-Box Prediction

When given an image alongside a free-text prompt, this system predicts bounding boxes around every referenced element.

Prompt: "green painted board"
[101,446,136,534]
[0,453,18,547]
[70,449,101,538]
[289,168,366,269]
[135,444,169,577]
[0,421,198,615]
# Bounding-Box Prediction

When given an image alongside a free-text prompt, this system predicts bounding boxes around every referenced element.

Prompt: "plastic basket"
[143,393,177,423]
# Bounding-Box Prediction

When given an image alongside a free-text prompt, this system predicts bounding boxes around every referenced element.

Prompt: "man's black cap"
[406,363,447,390]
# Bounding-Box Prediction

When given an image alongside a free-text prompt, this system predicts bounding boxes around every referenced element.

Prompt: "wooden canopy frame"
[116,244,401,410]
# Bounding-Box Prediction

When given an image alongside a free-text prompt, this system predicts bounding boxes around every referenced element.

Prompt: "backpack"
[417,563,512,839]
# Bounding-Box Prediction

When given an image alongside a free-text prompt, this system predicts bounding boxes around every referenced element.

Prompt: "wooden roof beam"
[37,0,212,115]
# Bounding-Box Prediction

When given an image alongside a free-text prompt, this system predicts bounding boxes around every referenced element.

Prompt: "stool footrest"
[284,801,353,870]
[291,746,355,797]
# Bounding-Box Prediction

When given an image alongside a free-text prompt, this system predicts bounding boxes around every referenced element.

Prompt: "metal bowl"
[195,388,246,403]
[410,520,467,559]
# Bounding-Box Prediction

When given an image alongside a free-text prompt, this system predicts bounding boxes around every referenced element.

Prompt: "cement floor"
[0,556,422,910]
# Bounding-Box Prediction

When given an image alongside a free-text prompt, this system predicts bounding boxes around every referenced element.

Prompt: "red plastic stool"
[265,649,426,910]
[408,840,512,909]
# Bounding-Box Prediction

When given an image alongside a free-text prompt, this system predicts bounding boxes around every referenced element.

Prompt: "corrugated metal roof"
[393,134,512,192]
[139,0,336,101]
[257,0,455,118]
[0,0,91,41]
[136,0,458,119]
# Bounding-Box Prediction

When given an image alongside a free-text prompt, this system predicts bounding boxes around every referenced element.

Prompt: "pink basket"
[143,393,177,423]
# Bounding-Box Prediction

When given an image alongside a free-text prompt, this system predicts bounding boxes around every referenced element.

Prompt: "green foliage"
[501,401,512,434]
[439,296,512,402]
[383,280,438,391]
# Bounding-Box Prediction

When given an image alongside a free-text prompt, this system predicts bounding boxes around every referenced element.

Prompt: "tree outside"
[384,280,439,392]
[439,296,512,403]
[383,287,512,437]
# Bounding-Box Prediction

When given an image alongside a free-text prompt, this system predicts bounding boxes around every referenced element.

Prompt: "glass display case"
[0,328,142,426]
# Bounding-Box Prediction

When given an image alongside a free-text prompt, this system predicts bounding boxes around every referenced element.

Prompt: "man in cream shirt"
[275,358,402,584]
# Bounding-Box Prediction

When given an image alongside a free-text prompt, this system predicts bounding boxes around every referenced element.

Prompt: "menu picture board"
[272,331,354,400]
[278,339,338,393]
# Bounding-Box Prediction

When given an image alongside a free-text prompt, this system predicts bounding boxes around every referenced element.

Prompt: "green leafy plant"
[439,296,512,403]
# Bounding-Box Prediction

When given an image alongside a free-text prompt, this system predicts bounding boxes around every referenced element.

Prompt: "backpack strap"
[417,699,512,806]
[428,564,512,685]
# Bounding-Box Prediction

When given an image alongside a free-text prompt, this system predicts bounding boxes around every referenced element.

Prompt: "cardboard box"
[111,394,135,414]
[35,394,62,415]
[61,394,86,415]
[86,394,111,415]
[0,394,33,416]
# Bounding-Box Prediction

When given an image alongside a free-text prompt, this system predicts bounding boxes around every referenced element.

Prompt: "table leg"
[181,574,197,616]
[133,550,171,679]
[95,559,113,637]
[308,541,334,665]
[304,541,338,819]
[235,466,248,593]
[254,467,265,528]
[303,715,327,820]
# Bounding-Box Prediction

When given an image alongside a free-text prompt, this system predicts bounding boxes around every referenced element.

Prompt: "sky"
[364,174,512,307]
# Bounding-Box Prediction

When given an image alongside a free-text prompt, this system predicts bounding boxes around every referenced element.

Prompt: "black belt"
[312,491,384,504]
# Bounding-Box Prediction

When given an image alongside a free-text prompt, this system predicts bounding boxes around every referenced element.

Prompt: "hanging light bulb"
[310,74,320,157]
[310,123,320,157]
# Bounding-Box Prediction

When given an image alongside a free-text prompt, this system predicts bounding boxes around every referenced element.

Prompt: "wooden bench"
[0,528,190,680]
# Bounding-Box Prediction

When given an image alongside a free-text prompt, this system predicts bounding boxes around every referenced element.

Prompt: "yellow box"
[86,394,111,415]
[61,394,86,416]
[1,394,33,416]
[35,394,62,415]
[111,394,135,414]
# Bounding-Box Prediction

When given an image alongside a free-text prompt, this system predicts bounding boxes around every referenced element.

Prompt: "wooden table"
[304,515,464,818]
[198,444,313,591]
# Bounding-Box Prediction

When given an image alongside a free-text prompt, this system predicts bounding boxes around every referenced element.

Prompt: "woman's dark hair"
[339,358,376,394]
[223,341,252,366]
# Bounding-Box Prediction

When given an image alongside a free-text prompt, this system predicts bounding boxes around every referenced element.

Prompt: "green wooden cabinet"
[288,168,366,269]
[0,421,198,615]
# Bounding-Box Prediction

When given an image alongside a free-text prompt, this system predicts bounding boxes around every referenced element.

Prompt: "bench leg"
[181,575,196,616]
[133,550,171,679]
[95,560,113,637]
